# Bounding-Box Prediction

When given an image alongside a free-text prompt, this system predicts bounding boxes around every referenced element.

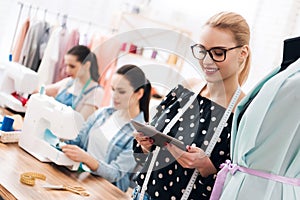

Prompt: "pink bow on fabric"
[210,160,300,200]
[210,160,238,200]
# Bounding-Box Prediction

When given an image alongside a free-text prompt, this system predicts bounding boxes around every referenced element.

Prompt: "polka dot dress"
[133,85,232,200]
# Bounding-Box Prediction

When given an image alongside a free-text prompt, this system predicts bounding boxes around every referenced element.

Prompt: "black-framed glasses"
[191,44,243,62]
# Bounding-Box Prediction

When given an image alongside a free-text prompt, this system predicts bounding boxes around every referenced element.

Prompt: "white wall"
[1,0,299,92]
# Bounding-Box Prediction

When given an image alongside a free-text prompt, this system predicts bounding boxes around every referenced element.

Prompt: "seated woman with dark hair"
[61,64,152,192]
[45,45,103,120]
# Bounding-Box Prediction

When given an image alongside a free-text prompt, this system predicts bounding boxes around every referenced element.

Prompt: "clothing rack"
[16,1,113,31]
[10,1,115,61]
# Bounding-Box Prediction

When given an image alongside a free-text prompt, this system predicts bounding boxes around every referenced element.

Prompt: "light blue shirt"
[219,58,300,199]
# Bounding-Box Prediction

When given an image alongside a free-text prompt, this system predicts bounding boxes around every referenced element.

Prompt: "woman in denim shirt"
[62,64,152,192]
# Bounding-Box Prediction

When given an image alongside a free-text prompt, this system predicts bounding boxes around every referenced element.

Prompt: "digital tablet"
[131,120,186,150]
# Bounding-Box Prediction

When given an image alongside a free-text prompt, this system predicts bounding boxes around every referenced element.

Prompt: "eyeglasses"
[191,44,243,62]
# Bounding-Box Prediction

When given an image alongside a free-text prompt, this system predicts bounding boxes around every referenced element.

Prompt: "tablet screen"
[131,120,186,150]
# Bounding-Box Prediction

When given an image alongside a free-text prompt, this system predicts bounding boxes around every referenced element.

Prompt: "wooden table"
[0,143,131,200]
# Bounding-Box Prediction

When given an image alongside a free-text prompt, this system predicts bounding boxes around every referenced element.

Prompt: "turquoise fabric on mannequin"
[218,58,300,200]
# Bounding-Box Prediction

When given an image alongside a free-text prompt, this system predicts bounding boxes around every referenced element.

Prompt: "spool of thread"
[136,47,144,55]
[0,116,14,131]
[167,54,178,65]
[120,42,127,51]
[151,50,158,59]
[39,85,46,95]
[129,44,137,54]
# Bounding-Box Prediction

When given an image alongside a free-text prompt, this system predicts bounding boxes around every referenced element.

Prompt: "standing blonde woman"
[132,11,251,199]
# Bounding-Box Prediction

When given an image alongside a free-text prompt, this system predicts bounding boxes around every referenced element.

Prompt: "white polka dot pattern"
[134,85,232,199]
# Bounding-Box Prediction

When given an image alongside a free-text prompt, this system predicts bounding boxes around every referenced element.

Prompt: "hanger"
[56,12,60,20]
[34,6,39,18]
[87,21,92,33]
[61,14,68,29]
[27,4,32,18]
[279,36,300,72]
[30,6,39,21]
[43,9,47,22]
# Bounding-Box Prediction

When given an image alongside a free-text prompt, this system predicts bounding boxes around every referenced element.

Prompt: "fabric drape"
[12,18,30,62]
[19,20,50,71]
[218,58,300,200]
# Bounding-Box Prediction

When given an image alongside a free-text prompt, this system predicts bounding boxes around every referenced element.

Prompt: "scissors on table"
[43,183,90,196]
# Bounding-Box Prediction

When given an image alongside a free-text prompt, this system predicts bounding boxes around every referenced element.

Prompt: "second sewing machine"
[19,90,85,171]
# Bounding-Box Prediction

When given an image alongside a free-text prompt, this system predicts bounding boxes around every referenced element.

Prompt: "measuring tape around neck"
[139,92,199,200]
[72,78,92,109]
[180,87,241,200]
[205,87,241,157]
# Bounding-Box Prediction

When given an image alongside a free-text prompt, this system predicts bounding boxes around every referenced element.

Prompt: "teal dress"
[218,58,300,199]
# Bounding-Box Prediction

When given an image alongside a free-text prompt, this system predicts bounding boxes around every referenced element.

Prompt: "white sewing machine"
[18,92,85,171]
[0,61,39,113]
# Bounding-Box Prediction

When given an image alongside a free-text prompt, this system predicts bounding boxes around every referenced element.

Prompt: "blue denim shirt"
[66,107,144,191]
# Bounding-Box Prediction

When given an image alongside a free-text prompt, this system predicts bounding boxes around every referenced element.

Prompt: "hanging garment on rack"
[89,33,121,107]
[52,26,69,83]
[79,32,90,46]
[37,25,61,87]
[12,18,30,62]
[88,33,109,74]
[89,33,120,76]
[99,63,117,107]
[19,20,51,71]
[55,29,80,82]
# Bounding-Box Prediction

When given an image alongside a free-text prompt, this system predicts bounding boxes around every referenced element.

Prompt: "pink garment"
[12,18,30,62]
[52,29,79,82]
[89,33,121,106]
[52,27,69,82]
[89,34,109,75]
[99,63,117,107]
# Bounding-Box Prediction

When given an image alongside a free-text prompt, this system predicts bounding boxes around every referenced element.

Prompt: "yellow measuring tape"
[20,172,46,186]
[19,172,90,196]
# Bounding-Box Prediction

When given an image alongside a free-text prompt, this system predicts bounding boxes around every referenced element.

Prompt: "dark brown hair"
[67,45,100,82]
[116,64,151,122]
